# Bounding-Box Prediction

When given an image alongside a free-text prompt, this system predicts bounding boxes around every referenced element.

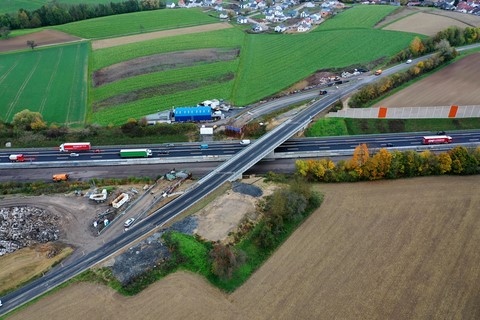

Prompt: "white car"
[124,218,135,229]
[406,59,412,64]
[69,153,79,157]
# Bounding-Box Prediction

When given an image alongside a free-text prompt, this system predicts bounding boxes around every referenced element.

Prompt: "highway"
[2,51,480,314]
[2,132,480,170]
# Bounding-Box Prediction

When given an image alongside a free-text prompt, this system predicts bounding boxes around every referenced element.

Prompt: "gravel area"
[0,206,60,256]
[111,216,198,285]
[232,181,263,197]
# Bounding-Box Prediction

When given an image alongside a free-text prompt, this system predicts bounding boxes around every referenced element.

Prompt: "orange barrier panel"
[448,105,458,118]
[378,107,387,118]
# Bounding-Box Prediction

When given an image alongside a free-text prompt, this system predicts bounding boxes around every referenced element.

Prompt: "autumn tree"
[209,242,244,280]
[437,153,452,174]
[12,109,46,131]
[0,26,11,38]
[435,39,457,61]
[26,40,37,50]
[448,146,478,175]
[347,144,370,177]
[410,36,426,56]
[365,148,392,180]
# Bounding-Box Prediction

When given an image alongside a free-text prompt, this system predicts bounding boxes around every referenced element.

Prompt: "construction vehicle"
[52,173,69,182]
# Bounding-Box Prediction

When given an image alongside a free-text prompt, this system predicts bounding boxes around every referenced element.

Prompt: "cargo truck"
[422,135,452,144]
[9,154,25,162]
[119,149,152,158]
[59,142,91,152]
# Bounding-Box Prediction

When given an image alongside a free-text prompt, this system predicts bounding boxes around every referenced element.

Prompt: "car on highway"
[406,59,412,64]
[166,143,174,147]
[319,90,327,95]
[436,130,446,135]
[374,69,383,76]
[124,218,135,229]
[69,153,79,157]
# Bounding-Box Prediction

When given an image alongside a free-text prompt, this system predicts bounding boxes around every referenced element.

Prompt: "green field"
[0,0,121,14]
[0,42,88,124]
[53,9,218,39]
[1,6,419,126]
[316,5,399,31]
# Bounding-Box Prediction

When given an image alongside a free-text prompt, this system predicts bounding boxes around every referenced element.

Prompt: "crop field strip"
[53,8,218,39]
[91,28,245,70]
[0,43,88,124]
[315,5,399,31]
[91,60,238,108]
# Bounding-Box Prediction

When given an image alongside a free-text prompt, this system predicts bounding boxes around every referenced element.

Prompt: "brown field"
[373,53,480,108]
[0,30,82,53]
[0,245,73,295]
[8,175,480,320]
[91,22,232,50]
[382,9,480,36]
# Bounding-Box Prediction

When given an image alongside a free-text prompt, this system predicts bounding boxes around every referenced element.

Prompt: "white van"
[240,139,251,145]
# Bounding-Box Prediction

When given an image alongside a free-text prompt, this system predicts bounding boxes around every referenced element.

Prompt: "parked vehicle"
[200,144,209,149]
[319,90,327,95]
[422,135,452,145]
[374,69,383,75]
[124,218,135,229]
[9,154,25,162]
[119,149,152,158]
[52,173,69,182]
[240,139,251,145]
[59,142,91,152]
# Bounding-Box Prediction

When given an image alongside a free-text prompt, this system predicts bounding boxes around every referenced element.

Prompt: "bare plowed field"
[373,53,480,108]
[91,22,232,50]
[0,30,82,53]
[10,176,480,320]
[383,12,470,36]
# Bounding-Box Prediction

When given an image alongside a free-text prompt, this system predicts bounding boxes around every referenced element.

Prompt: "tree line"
[296,143,480,182]
[0,0,165,32]
[0,109,197,148]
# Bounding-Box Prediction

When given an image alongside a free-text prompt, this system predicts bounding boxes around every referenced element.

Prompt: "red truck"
[9,154,25,162]
[422,135,452,145]
[59,142,91,152]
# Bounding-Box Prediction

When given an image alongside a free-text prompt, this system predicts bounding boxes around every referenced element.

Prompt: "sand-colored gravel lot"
[9,176,480,320]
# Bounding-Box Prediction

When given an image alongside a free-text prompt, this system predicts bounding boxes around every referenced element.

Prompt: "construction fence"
[327,105,480,119]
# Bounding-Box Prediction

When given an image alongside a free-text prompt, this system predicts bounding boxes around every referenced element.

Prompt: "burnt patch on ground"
[93,72,234,111]
[92,48,240,87]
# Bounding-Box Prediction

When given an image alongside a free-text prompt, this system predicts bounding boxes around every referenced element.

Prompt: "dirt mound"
[0,30,82,53]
